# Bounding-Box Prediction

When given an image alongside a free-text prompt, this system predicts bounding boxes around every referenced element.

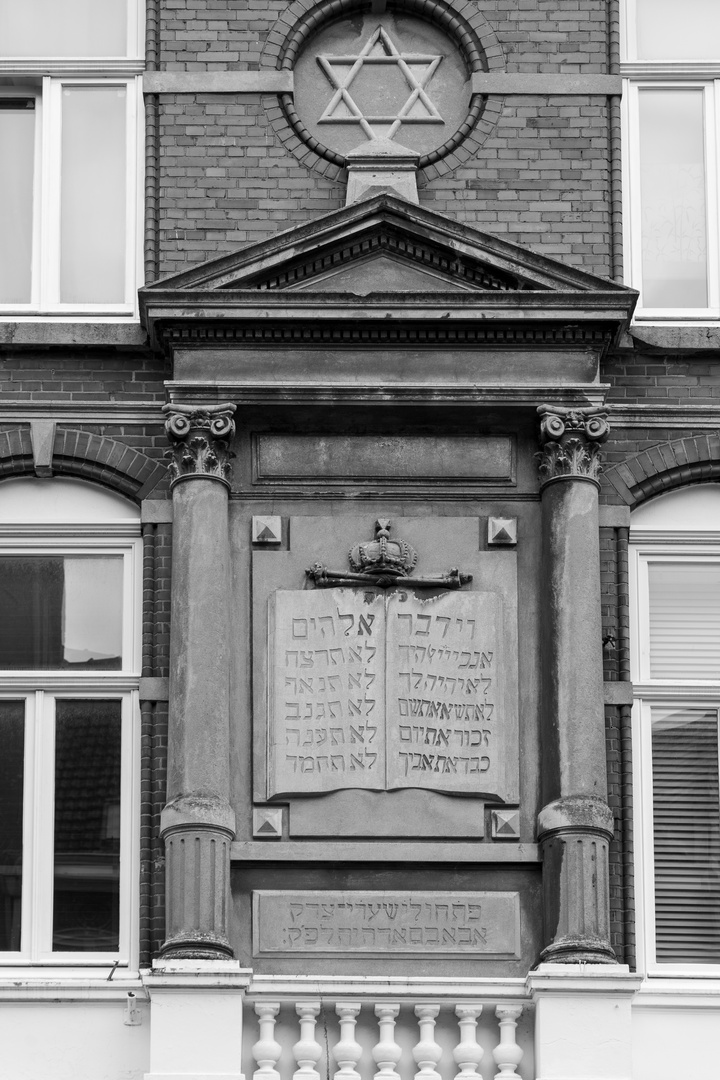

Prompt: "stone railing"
[246,996,531,1080]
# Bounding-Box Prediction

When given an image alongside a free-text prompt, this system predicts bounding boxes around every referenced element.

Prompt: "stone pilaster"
[159,402,236,960]
[536,404,616,964]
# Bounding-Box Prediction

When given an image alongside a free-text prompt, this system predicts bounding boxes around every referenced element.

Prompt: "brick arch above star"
[0,426,167,502]
[602,433,720,507]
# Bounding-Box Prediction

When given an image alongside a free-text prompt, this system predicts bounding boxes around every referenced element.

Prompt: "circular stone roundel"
[293,12,472,160]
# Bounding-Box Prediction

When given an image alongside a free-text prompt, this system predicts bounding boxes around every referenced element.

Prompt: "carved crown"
[348,519,418,578]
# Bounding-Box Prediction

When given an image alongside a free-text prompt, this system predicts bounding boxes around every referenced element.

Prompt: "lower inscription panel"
[253,890,521,959]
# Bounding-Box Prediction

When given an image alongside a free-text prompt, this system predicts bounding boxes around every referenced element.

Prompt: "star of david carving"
[317,26,443,141]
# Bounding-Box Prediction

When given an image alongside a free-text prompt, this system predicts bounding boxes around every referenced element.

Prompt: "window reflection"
[636,0,720,61]
[0,0,128,58]
[0,104,35,304]
[53,699,121,952]
[639,89,708,309]
[0,556,123,669]
[60,86,127,305]
[0,701,24,951]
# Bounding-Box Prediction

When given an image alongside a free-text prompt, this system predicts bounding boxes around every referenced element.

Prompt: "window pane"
[53,699,121,952]
[0,0,128,58]
[636,0,720,61]
[0,556,123,670]
[639,90,708,309]
[648,562,720,679]
[60,86,127,304]
[651,707,720,963]
[0,102,34,303]
[0,701,24,951]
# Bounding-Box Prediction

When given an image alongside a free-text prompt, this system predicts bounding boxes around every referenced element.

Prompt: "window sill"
[618,323,720,352]
[0,968,142,1001]
[634,974,720,1008]
[0,320,148,347]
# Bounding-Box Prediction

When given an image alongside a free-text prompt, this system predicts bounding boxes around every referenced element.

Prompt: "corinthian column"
[159,402,236,960]
[536,404,616,964]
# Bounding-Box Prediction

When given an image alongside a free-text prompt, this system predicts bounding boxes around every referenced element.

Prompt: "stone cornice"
[607,404,720,429]
[141,71,622,97]
[142,71,293,94]
[150,314,619,354]
[471,73,622,95]
[166,382,609,410]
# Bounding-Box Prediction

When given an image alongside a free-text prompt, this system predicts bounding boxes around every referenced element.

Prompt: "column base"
[538,795,616,965]
[160,795,236,961]
[538,938,617,965]
[159,930,235,962]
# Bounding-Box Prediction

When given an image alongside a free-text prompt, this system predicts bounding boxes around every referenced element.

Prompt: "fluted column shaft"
[159,402,237,960]
[537,405,615,964]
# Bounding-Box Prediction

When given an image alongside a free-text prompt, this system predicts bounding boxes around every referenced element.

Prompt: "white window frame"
[630,538,720,976]
[621,0,720,323]
[0,0,144,318]
[0,527,142,970]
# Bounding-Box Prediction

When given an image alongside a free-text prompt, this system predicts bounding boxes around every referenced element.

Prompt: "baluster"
[293,1001,322,1080]
[492,1006,524,1080]
[413,1004,442,1080]
[333,1002,362,1080]
[453,1004,484,1080]
[253,1003,282,1080]
[373,1003,402,1080]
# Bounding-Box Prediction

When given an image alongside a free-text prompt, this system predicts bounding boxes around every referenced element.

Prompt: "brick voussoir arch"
[0,426,166,502]
[603,433,720,507]
[0,427,34,478]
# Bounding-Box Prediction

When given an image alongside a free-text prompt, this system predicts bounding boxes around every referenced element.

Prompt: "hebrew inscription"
[253,890,521,959]
[268,588,512,800]
[386,590,499,795]
[268,590,386,796]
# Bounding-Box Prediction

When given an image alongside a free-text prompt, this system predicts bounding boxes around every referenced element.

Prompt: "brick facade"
[1,0,716,992]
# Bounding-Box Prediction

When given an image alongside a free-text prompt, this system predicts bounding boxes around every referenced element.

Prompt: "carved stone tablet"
[253,890,521,959]
[386,591,500,796]
[268,589,386,797]
[268,587,516,802]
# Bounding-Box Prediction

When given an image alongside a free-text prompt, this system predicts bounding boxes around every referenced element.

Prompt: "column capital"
[163,402,236,488]
[536,404,609,488]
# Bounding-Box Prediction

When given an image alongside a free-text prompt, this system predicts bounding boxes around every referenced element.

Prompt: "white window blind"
[648,562,720,679]
[651,707,720,963]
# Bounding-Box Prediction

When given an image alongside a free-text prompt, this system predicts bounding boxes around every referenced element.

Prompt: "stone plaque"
[253,890,521,959]
[254,435,514,483]
[268,588,514,801]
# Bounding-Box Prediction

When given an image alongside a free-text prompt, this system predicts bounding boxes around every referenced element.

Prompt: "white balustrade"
[252,1002,282,1080]
[293,1001,322,1080]
[413,1004,442,1080]
[333,1002,362,1080]
[250,997,530,1080]
[492,1006,524,1080]
[453,1003,484,1080]
[372,1003,402,1080]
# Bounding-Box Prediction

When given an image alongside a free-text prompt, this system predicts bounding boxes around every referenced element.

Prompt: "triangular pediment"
[141,194,634,299]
